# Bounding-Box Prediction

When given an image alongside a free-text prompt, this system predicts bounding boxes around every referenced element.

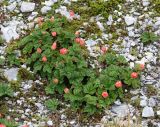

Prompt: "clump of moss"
[17,68,34,81]
[0,36,3,45]
[146,85,158,96]
[152,0,160,15]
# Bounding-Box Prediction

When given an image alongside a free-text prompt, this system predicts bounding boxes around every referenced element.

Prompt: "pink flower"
[75,38,81,43]
[69,10,75,17]
[79,39,85,46]
[131,72,138,78]
[64,88,69,94]
[37,48,42,54]
[37,17,43,23]
[0,124,6,127]
[52,32,57,37]
[50,16,54,22]
[115,81,122,88]
[140,64,145,70]
[42,56,47,62]
[101,46,108,53]
[102,92,109,98]
[60,48,68,55]
[75,31,80,36]
[51,42,57,50]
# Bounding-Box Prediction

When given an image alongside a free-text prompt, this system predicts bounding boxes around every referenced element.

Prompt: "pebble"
[140,100,147,107]
[148,98,156,107]
[4,68,19,81]
[20,2,35,12]
[47,120,53,126]
[142,106,154,117]
[124,15,136,26]
[41,6,51,14]
[111,104,129,117]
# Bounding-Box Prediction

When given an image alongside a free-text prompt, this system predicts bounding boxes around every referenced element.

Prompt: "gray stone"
[4,68,18,81]
[124,15,136,26]
[20,2,35,12]
[7,2,17,11]
[41,6,51,14]
[142,106,154,117]
[148,98,156,107]
[142,0,150,6]
[140,100,147,107]
[111,104,129,117]
[47,120,53,126]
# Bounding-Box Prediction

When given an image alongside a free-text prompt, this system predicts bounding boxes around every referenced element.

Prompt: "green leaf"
[45,98,59,111]
[0,83,13,97]
[84,95,97,105]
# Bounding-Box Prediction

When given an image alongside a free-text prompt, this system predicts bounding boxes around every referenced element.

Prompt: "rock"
[47,120,53,126]
[7,2,17,11]
[111,104,129,117]
[148,98,156,107]
[44,0,57,6]
[140,100,147,107]
[0,21,20,43]
[142,106,154,117]
[41,6,51,14]
[4,68,18,81]
[142,0,150,6]
[124,15,136,26]
[97,21,104,31]
[106,15,113,25]
[85,39,98,47]
[20,2,35,12]
[157,110,160,116]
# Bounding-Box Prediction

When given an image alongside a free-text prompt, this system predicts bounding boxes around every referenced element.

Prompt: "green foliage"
[152,0,160,15]
[0,83,13,97]
[45,98,59,111]
[0,57,5,66]
[17,68,34,81]
[0,36,3,45]
[140,32,159,45]
[0,118,18,127]
[15,17,142,115]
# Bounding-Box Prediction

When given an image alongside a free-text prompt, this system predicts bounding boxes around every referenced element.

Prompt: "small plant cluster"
[15,16,143,115]
[0,118,18,127]
[140,32,159,45]
[0,83,13,97]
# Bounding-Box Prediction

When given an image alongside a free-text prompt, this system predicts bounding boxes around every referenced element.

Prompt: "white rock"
[157,110,160,116]
[145,52,153,61]
[130,62,134,68]
[0,21,20,43]
[7,2,17,11]
[86,39,98,47]
[97,21,104,31]
[124,15,136,26]
[128,31,135,37]
[20,2,35,12]
[107,15,113,25]
[4,68,18,81]
[41,6,51,14]
[142,0,150,6]
[140,100,147,107]
[111,104,129,117]
[47,120,53,126]
[148,98,156,107]
[44,0,57,6]
[142,106,154,117]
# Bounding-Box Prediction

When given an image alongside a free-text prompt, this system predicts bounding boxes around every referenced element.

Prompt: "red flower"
[75,31,80,36]
[37,17,43,23]
[53,78,59,84]
[64,88,69,94]
[140,64,145,70]
[115,81,122,88]
[101,46,108,53]
[0,124,6,127]
[60,48,68,55]
[37,48,42,54]
[102,92,109,98]
[21,125,29,127]
[50,16,54,22]
[79,39,85,46]
[131,72,138,78]
[69,10,75,17]
[75,38,81,43]
[52,32,57,37]
[51,42,57,50]
[42,56,47,62]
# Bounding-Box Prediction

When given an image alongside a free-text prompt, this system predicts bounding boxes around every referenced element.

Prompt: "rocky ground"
[0,0,160,127]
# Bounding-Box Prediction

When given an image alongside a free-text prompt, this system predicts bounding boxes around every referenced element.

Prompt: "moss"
[131,98,141,108]
[17,68,34,81]
[10,81,20,91]
[0,36,3,45]
[0,102,8,114]
[146,85,158,96]
[151,0,160,16]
